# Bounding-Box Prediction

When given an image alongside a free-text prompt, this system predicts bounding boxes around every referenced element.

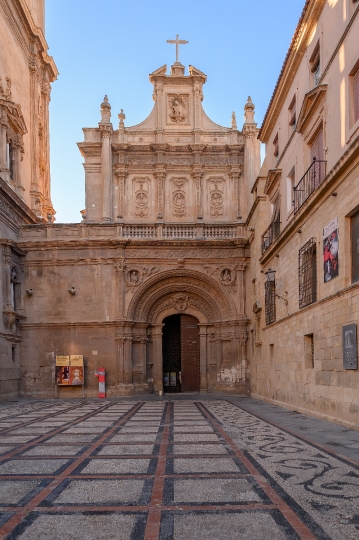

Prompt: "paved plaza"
[0,398,357,539]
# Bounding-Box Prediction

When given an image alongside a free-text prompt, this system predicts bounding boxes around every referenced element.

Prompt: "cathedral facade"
[18,60,260,398]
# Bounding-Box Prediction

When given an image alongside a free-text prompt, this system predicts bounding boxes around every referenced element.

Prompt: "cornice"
[0,177,38,232]
[0,0,58,81]
[296,84,327,134]
[246,195,266,226]
[259,0,326,143]
[264,169,282,195]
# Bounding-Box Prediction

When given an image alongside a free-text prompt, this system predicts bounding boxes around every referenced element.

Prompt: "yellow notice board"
[70,355,84,366]
[55,356,69,366]
[56,355,84,385]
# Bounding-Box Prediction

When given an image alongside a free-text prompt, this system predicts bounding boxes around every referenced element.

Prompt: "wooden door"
[180,314,200,392]
[162,314,181,393]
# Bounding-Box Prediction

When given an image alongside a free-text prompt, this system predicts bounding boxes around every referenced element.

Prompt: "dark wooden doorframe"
[162,314,200,393]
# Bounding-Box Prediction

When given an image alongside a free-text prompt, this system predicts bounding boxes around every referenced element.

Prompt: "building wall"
[248,0,359,428]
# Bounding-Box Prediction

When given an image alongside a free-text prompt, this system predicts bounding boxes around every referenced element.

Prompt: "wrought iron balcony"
[293,158,326,214]
[261,219,280,254]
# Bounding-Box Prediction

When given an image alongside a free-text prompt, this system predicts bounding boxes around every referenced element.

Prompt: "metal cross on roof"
[166,34,188,64]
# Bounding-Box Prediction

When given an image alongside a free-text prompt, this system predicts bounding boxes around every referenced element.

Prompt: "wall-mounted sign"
[323,217,339,283]
[56,355,84,385]
[342,324,357,370]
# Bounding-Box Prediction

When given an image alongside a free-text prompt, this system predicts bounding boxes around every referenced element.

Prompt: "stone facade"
[0,0,57,400]
[247,0,359,428]
[18,60,260,398]
[1,0,358,427]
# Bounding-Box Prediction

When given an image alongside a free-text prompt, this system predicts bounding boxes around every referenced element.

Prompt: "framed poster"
[163,372,169,386]
[69,365,84,385]
[342,324,357,370]
[170,372,177,386]
[69,355,84,366]
[323,217,339,283]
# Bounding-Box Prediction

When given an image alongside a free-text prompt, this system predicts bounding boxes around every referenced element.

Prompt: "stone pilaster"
[99,96,113,222]
[154,167,166,219]
[243,97,261,221]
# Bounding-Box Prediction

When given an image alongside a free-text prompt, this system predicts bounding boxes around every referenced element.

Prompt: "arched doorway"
[162,314,200,393]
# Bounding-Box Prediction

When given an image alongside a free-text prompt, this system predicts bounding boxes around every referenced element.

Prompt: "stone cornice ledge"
[260,132,359,264]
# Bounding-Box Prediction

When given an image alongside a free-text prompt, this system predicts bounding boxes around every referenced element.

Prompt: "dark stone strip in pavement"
[197,402,319,540]
[143,403,171,540]
[229,397,359,467]
[0,401,144,540]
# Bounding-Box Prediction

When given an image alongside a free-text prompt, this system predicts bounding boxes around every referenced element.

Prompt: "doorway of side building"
[162,314,200,393]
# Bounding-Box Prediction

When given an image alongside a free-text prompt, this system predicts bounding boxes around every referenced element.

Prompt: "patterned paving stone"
[79,458,151,475]
[172,433,220,442]
[52,479,146,505]
[173,458,241,474]
[0,481,40,505]
[97,445,155,456]
[0,459,69,475]
[23,445,85,456]
[14,513,138,540]
[173,478,262,503]
[172,444,228,455]
[109,434,158,442]
[169,512,289,540]
[45,434,98,443]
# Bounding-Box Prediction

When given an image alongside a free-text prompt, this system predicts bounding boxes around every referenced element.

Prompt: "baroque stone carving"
[133,178,150,217]
[220,268,236,286]
[168,94,188,123]
[125,265,159,290]
[171,178,187,217]
[0,76,12,100]
[208,178,224,217]
[147,291,215,323]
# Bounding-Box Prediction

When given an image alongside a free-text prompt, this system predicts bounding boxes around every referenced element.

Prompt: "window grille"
[299,238,317,309]
[265,280,276,325]
[353,67,359,123]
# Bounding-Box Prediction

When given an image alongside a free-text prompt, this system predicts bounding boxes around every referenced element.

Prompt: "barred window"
[265,280,276,325]
[299,238,317,309]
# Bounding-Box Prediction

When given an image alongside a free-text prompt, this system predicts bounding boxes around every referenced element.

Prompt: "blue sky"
[46,0,305,223]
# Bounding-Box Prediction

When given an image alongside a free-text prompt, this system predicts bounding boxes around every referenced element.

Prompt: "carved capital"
[99,124,113,139]
[113,165,128,177]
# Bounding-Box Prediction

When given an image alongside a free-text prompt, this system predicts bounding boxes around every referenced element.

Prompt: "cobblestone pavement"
[0,399,357,539]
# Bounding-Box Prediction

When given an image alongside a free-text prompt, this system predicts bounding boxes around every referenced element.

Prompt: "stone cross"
[167,34,188,63]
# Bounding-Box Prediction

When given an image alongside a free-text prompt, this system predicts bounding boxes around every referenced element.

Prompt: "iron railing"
[293,158,326,213]
[261,218,280,254]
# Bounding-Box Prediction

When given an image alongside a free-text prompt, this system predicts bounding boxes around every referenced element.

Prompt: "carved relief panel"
[133,177,150,218]
[167,94,189,125]
[170,177,187,217]
[208,178,225,217]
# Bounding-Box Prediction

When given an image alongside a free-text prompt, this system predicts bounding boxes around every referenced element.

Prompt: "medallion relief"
[171,177,187,217]
[168,94,188,124]
[133,178,150,217]
[125,265,159,290]
[208,178,224,217]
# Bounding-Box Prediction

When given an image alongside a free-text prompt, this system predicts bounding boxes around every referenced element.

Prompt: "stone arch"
[127,269,236,323]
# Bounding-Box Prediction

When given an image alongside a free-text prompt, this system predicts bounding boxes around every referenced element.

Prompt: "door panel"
[181,314,200,392]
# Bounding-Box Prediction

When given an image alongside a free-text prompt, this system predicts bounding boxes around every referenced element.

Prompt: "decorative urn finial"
[244,96,255,123]
[100,95,111,123]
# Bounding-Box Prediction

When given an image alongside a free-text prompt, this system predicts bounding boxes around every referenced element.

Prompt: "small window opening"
[304,334,314,368]
[310,42,321,86]
[11,345,16,363]
[288,95,296,131]
[273,133,279,161]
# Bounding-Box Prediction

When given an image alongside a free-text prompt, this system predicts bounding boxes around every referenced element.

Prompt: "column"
[243,97,261,220]
[236,262,246,315]
[192,166,203,220]
[123,336,133,386]
[229,166,242,220]
[139,337,148,385]
[198,324,208,392]
[0,110,7,168]
[154,167,166,219]
[151,324,164,392]
[114,166,126,220]
[99,96,113,222]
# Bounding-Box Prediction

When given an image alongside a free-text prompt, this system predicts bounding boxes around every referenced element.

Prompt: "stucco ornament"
[174,293,189,312]
[168,94,187,123]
